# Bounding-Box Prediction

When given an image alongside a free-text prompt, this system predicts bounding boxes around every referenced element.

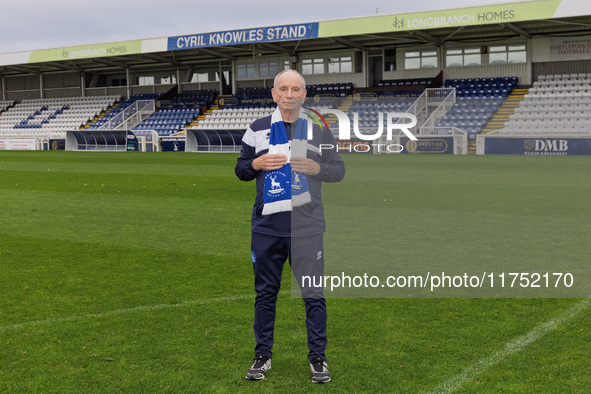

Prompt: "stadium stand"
[1,1,590,155]
[190,107,275,130]
[234,87,274,107]
[333,77,437,136]
[348,98,416,128]
[499,73,591,135]
[188,99,340,152]
[436,97,503,139]
[187,103,335,133]
[443,77,518,98]
[234,83,353,100]
[133,107,201,136]
[0,100,14,112]
[87,93,161,129]
[172,89,217,108]
[377,78,432,87]
[433,77,518,139]
[130,90,216,136]
[0,96,119,138]
[307,83,353,97]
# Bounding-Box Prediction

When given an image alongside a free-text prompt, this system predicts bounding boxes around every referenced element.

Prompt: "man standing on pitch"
[235,69,344,383]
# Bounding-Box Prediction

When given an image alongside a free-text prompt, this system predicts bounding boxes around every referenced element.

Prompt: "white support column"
[39,74,44,99]
[362,50,368,87]
[126,68,131,98]
[231,59,236,95]
[218,61,223,95]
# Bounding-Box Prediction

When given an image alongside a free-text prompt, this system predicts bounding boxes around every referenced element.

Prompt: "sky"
[0,0,528,54]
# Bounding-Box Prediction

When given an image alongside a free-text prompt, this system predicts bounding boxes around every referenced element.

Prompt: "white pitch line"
[428,299,589,394]
[0,293,259,333]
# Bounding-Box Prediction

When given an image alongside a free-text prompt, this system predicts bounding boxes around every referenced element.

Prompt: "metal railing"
[99,100,155,130]
[375,88,457,150]
[419,88,456,134]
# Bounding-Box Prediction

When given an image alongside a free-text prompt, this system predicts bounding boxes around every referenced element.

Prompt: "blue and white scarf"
[261,108,312,215]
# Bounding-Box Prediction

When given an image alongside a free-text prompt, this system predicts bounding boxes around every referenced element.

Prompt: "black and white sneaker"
[245,355,271,380]
[310,357,331,383]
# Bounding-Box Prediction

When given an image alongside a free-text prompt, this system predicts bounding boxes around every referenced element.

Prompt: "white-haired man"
[235,69,344,383]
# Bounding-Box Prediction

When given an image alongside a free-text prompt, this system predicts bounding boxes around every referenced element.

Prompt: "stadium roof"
[1,0,590,77]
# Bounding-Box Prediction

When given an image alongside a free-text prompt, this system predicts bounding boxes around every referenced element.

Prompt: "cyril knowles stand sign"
[169,23,319,50]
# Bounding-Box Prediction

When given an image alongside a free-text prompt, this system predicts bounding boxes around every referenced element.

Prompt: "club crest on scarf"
[264,169,289,198]
[262,108,312,215]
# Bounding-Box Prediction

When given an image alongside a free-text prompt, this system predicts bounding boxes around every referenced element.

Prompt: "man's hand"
[291,157,320,176]
[252,154,288,171]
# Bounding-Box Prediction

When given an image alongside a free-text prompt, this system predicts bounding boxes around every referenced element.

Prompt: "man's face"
[271,72,307,116]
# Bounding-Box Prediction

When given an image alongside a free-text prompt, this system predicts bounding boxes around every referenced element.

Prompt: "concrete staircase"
[467,87,529,154]
[320,96,353,129]
[482,87,529,134]
[83,102,120,129]
[188,100,220,129]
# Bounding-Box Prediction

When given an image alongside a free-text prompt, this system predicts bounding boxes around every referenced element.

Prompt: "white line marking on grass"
[0,293,263,333]
[429,299,589,393]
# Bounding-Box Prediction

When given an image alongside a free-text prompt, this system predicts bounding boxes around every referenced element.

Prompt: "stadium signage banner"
[218,96,275,108]
[318,0,561,36]
[0,138,36,150]
[532,34,591,62]
[483,137,591,155]
[126,132,139,152]
[400,137,455,154]
[354,92,421,100]
[161,138,186,152]
[168,23,319,51]
[49,139,66,150]
[26,41,143,63]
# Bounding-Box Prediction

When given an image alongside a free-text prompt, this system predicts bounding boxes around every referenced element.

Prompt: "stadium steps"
[336,96,353,114]
[0,103,15,117]
[84,102,121,129]
[481,88,529,134]
[321,95,353,129]
[187,100,219,129]
[466,88,529,153]
[83,113,101,129]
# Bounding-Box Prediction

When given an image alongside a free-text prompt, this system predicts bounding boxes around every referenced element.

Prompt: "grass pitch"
[0,151,589,392]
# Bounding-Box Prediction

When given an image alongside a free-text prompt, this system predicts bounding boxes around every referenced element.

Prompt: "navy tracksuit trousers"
[251,232,327,362]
